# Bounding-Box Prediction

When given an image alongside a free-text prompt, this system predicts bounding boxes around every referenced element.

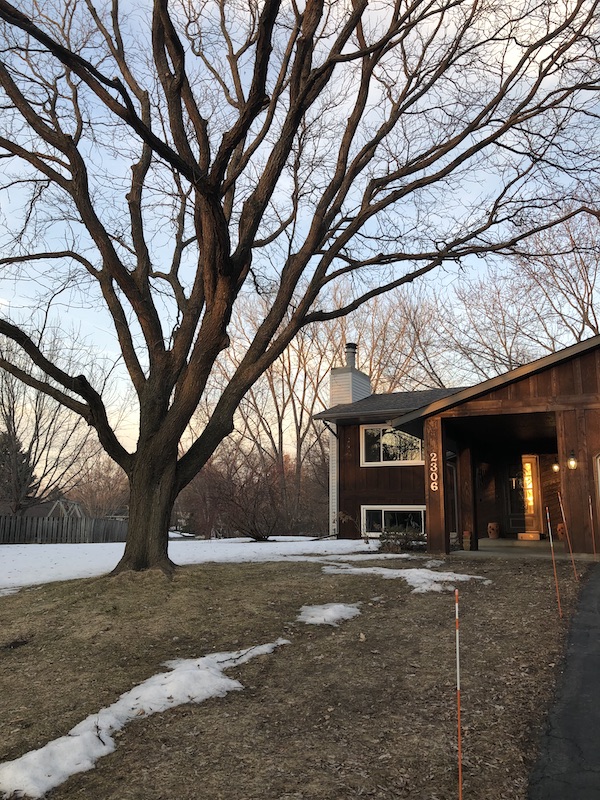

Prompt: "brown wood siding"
[580,351,600,394]
[557,409,587,550]
[586,409,600,552]
[337,424,425,537]
[583,408,600,550]
[533,369,553,398]
[539,454,561,535]
[443,351,600,419]
[554,363,577,396]
[424,417,447,551]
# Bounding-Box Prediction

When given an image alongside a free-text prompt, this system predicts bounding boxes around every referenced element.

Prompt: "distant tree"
[0,428,38,512]
[176,447,283,541]
[216,450,294,541]
[431,267,546,381]
[67,451,129,519]
[505,212,600,346]
[0,0,598,572]
[175,462,222,538]
[0,340,102,512]
[337,284,453,391]
[428,214,600,383]
[203,307,336,534]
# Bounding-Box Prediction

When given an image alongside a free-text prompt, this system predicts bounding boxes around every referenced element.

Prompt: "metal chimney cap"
[345,342,357,368]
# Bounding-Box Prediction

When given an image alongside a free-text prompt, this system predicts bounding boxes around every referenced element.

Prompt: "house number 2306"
[429,452,439,491]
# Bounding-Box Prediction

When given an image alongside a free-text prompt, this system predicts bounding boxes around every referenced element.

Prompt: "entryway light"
[551,461,560,473]
[567,451,578,470]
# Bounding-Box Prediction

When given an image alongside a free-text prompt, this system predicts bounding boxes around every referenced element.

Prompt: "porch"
[422,403,600,555]
[454,536,599,562]
[423,407,600,555]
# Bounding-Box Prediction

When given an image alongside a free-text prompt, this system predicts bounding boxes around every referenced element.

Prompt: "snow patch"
[297,603,361,626]
[0,639,289,799]
[321,563,487,592]
[0,538,379,594]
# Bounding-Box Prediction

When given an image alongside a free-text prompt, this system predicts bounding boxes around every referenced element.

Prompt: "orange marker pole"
[557,492,578,582]
[455,589,463,800]
[589,495,597,562]
[546,506,563,619]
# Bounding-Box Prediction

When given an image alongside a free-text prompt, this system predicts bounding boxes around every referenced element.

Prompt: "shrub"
[379,528,427,553]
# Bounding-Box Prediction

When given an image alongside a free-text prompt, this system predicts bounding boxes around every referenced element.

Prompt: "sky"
[0,537,488,798]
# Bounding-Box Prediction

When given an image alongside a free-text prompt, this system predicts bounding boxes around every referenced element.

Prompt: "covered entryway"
[422,411,561,550]
[390,336,600,555]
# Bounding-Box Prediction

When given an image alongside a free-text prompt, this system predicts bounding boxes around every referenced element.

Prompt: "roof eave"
[314,407,421,424]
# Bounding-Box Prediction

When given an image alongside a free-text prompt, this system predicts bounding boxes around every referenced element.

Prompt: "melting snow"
[297,602,361,626]
[0,639,289,799]
[321,563,489,592]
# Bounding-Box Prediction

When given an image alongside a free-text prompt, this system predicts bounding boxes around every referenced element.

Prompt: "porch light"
[567,451,578,470]
[551,461,560,473]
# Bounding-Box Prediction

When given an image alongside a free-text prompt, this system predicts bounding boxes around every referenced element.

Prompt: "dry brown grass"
[0,551,587,799]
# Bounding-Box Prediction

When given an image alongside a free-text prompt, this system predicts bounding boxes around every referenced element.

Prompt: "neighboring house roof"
[390,333,600,428]
[314,387,464,424]
[0,500,87,518]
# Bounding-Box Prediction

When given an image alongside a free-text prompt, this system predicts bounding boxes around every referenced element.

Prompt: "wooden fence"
[0,515,128,545]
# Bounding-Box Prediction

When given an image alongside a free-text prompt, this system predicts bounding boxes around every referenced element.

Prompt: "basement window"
[361,425,423,466]
[361,506,426,537]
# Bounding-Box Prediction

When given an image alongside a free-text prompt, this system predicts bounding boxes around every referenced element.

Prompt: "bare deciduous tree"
[0,340,100,512]
[507,213,600,345]
[429,214,600,382]
[0,0,598,572]
[67,450,129,519]
[432,268,546,381]
[209,306,337,534]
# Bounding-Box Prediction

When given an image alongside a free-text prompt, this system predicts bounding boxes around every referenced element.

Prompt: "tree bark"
[112,449,179,575]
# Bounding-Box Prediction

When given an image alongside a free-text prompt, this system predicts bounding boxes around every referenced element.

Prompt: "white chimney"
[329,342,371,406]
[327,343,372,538]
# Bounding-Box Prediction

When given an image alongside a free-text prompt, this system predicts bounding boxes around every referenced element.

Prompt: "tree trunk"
[112,451,179,575]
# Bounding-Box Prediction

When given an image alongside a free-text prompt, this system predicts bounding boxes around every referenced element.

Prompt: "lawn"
[0,550,585,799]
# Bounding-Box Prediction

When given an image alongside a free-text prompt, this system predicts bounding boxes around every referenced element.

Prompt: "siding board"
[579,351,599,394]
[534,369,553,398]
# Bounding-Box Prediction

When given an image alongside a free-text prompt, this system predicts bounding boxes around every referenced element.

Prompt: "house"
[315,338,600,554]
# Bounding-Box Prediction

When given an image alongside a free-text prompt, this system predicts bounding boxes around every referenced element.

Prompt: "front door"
[506,455,542,537]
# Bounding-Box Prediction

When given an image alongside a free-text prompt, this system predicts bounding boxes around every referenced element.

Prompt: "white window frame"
[360,424,424,467]
[361,505,426,538]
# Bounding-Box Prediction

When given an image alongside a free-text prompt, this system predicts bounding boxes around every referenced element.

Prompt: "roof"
[390,333,600,428]
[314,387,464,424]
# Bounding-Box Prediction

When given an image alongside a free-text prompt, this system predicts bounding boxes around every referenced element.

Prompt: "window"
[361,425,423,466]
[362,505,426,537]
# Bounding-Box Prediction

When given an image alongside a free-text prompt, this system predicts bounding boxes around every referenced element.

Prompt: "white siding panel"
[329,426,338,537]
[330,366,371,405]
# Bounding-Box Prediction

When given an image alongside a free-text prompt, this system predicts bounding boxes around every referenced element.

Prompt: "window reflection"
[363,427,422,464]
